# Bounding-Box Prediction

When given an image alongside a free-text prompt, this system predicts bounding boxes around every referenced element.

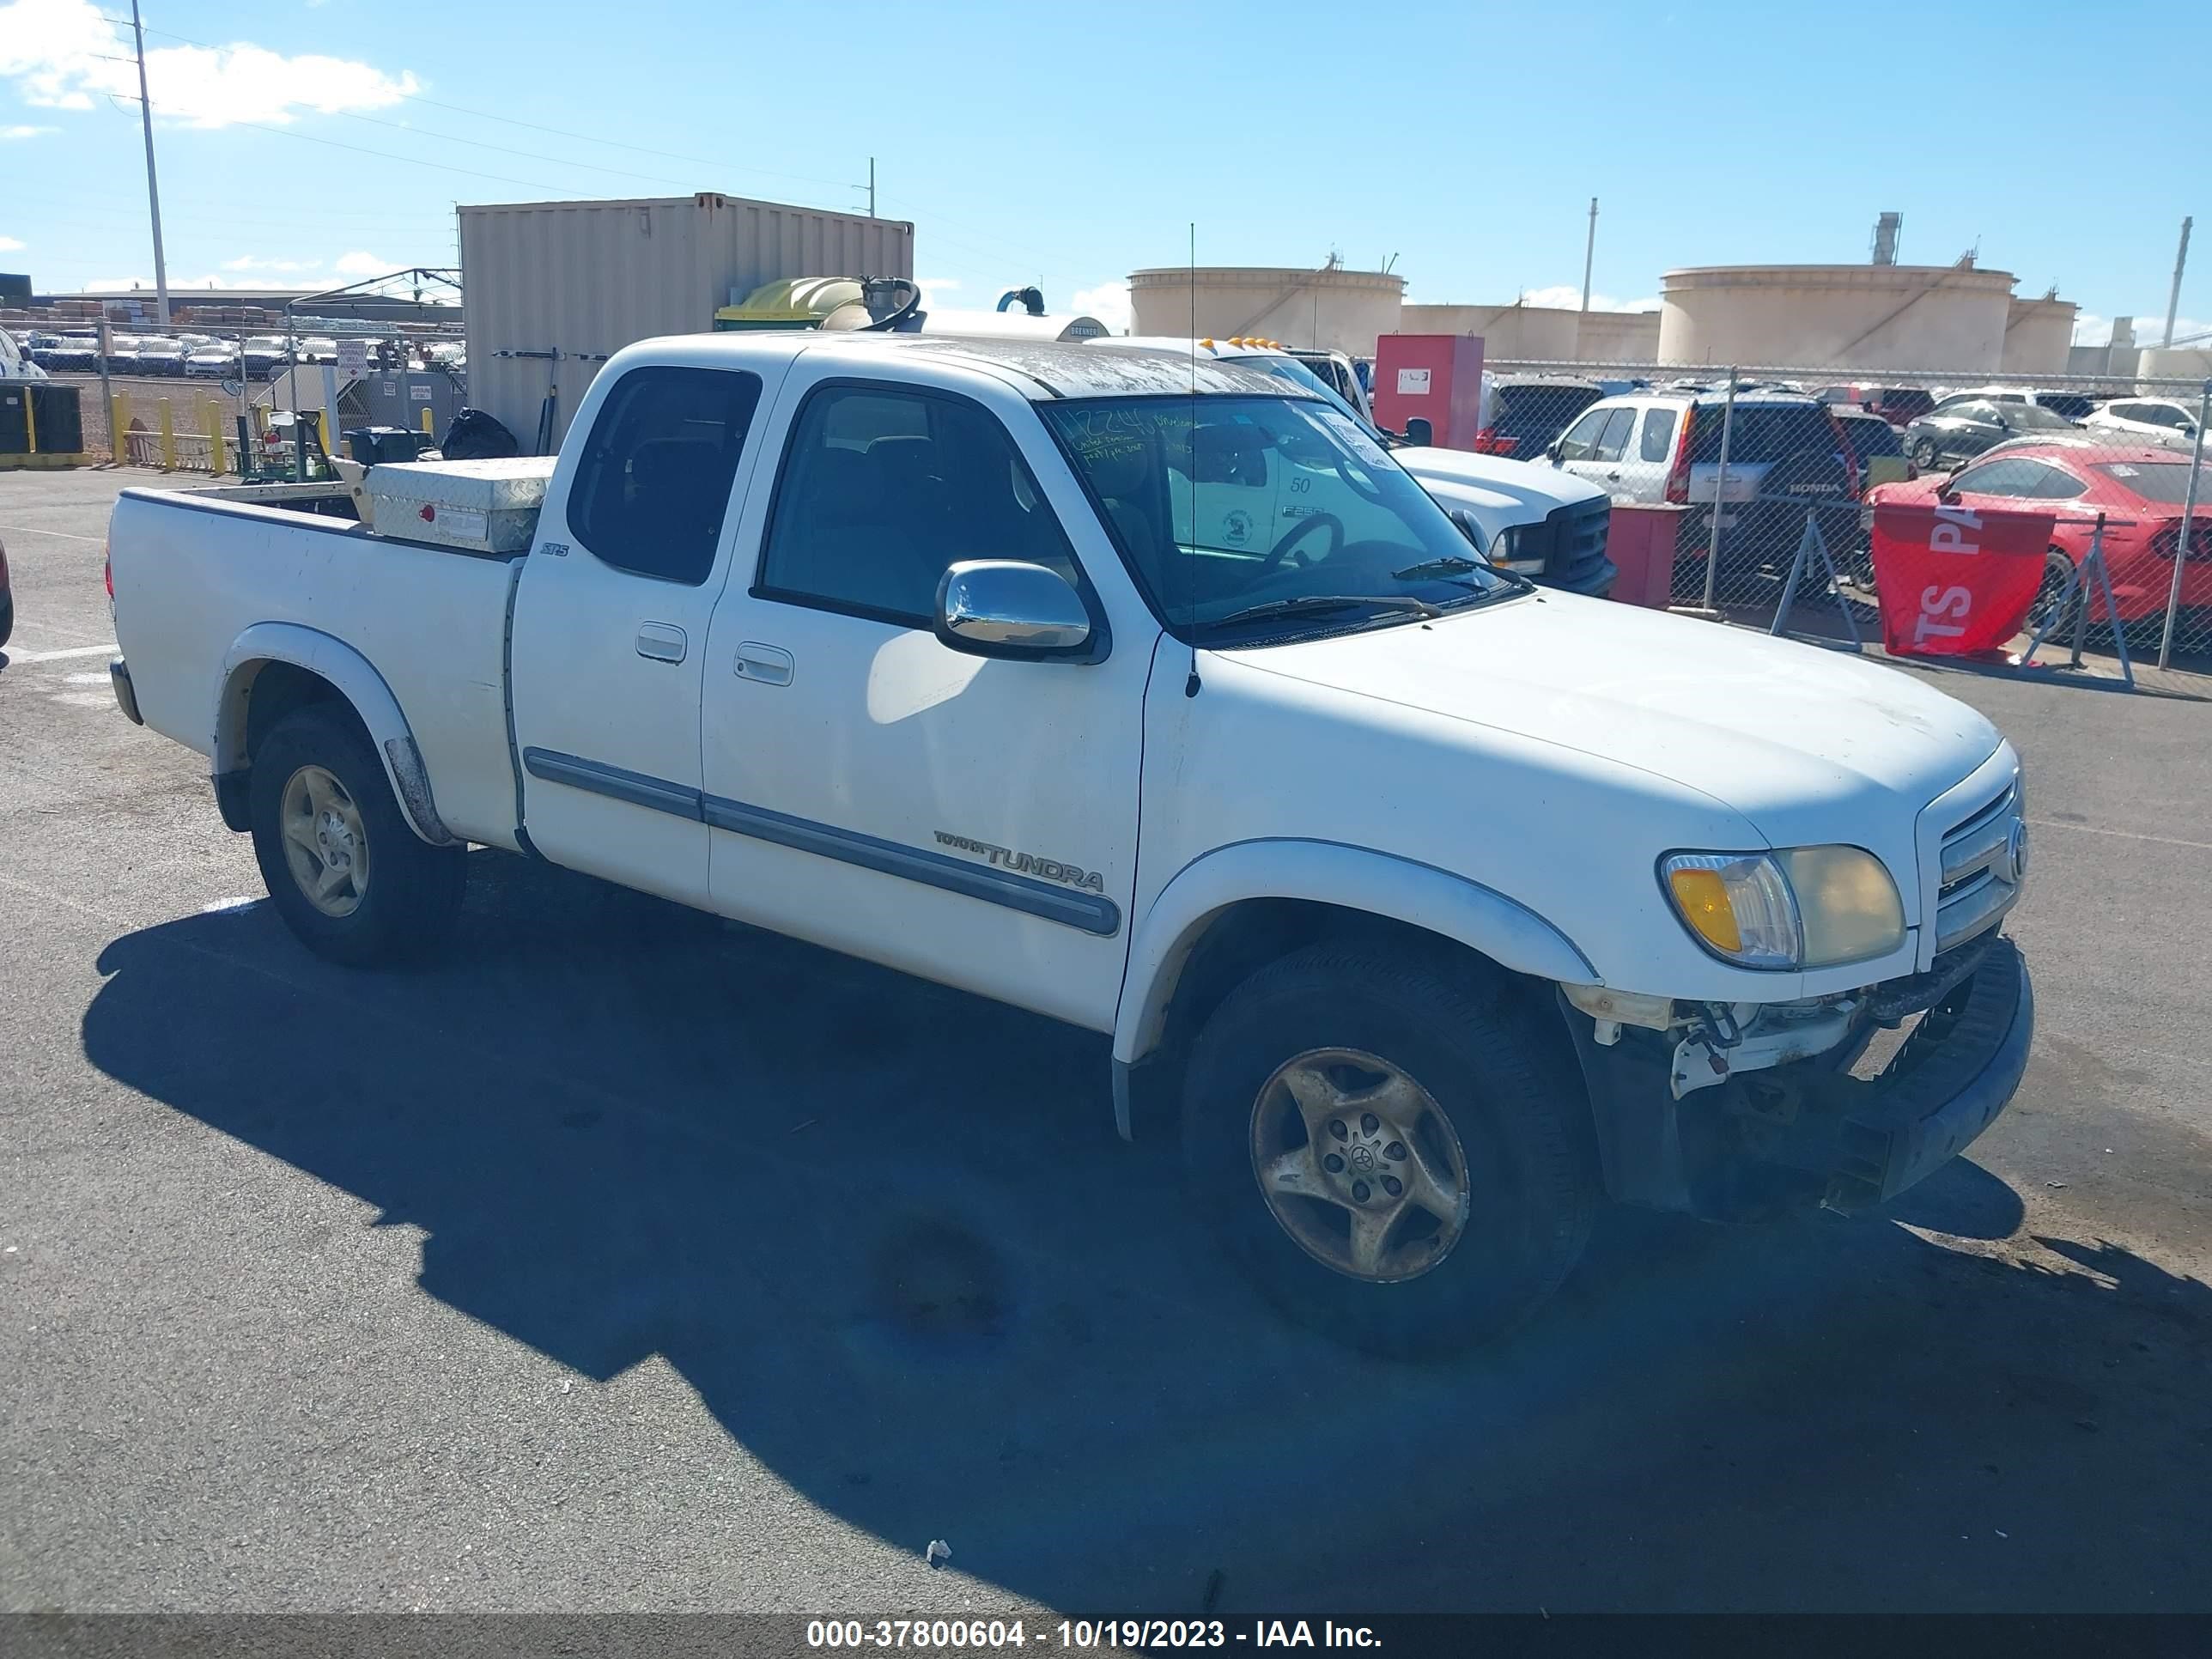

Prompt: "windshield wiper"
[1211,593,1442,629]
[1391,555,1486,580]
[1393,553,1540,598]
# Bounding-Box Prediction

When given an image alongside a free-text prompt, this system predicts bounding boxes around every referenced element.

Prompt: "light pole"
[130,0,171,329]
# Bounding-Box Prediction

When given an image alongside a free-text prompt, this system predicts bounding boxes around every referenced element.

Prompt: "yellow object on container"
[21,386,35,454]
[421,406,435,436]
[111,392,129,465]
[158,401,176,471]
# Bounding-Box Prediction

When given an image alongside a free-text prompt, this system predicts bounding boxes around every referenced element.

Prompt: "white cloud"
[222,254,324,273]
[0,0,419,129]
[0,235,24,252]
[331,250,393,277]
[1,122,57,138]
[1514,283,1661,313]
[1070,280,1133,333]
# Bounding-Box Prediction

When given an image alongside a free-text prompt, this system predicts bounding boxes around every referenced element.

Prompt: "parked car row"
[9,327,460,380]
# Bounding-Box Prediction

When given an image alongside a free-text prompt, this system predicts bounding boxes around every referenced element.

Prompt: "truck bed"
[107,483,526,849]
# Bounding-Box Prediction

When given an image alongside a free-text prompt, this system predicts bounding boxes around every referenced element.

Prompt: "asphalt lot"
[3,467,2209,1615]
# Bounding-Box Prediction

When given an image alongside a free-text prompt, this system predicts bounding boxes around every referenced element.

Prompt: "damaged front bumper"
[1560,936,2033,1222]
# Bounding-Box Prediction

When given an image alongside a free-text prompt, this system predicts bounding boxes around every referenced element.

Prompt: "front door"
[700,369,1153,1032]
[510,362,775,908]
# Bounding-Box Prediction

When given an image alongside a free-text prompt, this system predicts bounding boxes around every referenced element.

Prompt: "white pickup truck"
[106,331,2033,1355]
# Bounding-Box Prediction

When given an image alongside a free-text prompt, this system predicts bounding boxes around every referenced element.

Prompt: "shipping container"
[460,192,915,451]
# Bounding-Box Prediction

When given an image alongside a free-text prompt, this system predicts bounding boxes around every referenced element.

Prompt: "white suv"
[1542,387,1858,582]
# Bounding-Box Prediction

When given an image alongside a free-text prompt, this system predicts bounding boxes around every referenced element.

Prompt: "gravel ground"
[3,467,2209,1616]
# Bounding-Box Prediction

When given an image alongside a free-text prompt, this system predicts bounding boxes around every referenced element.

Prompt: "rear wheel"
[1909,434,1942,471]
[1181,943,1597,1357]
[249,704,465,965]
[2025,548,2080,640]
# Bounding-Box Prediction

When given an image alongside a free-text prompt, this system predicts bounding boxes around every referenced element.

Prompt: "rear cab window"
[1686,403,1839,463]
[568,365,763,585]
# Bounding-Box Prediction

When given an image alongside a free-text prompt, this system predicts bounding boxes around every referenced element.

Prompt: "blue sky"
[3,0,2205,344]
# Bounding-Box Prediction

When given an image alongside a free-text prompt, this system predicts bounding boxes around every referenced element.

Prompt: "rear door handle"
[733,641,793,686]
[636,622,687,664]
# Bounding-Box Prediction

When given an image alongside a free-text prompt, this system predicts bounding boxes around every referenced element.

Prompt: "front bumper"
[1564,936,2033,1221]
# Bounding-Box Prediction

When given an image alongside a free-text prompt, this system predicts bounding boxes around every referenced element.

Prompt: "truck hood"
[1221,589,2002,843]
[1392,446,1605,519]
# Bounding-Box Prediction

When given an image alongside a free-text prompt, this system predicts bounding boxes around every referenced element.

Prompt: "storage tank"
[1398,302,1578,361]
[1571,309,1661,364]
[461,193,914,448]
[1127,264,1404,357]
[2001,297,2079,376]
[1656,264,2021,372]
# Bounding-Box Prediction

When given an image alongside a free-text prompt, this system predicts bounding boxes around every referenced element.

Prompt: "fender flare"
[215,622,455,846]
[1112,837,1597,1068]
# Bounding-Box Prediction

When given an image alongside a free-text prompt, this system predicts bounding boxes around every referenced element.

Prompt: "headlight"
[1490,524,1546,574]
[1661,846,1905,970]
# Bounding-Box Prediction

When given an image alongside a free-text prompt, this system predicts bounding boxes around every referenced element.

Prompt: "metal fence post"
[2155,379,2211,671]
[1698,368,1739,612]
[97,320,114,464]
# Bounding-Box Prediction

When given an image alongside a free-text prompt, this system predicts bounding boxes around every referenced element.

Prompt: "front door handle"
[636,622,687,664]
[733,641,794,686]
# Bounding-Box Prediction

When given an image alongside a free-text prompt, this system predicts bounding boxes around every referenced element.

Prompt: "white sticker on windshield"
[1316,409,1395,470]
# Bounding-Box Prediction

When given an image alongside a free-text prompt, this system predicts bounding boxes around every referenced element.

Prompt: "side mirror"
[1404,416,1433,447]
[1936,482,1960,504]
[934,561,1097,661]
[1544,439,1564,463]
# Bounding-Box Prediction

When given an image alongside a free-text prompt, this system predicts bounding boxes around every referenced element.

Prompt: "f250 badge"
[935,831,1106,893]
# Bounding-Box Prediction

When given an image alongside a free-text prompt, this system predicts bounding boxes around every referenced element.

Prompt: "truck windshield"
[1237,354,1373,428]
[1042,394,1516,640]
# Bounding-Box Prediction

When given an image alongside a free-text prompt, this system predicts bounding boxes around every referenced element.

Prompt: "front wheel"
[1181,943,1597,1357]
[1909,435,1941,471]
[249,704,465,966]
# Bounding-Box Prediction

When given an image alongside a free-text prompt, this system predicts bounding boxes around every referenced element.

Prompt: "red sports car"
[1869,440,2212,629]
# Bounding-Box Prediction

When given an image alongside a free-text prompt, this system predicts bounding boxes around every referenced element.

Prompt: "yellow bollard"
[420,405,434,436]
[158,400,176,471]
[204,400,228,475]
[112,392,130,465]
[22,386,36,455]
[315,410,330,456]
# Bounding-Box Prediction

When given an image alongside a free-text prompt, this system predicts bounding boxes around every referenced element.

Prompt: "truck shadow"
[81,850,2212,1613]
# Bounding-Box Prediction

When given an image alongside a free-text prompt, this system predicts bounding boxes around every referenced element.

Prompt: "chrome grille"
[1935,780,2023,954]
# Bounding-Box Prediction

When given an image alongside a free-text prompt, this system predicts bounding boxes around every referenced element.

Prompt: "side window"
[1555,408,1612,461]
[2149,404,2190,430]
[2030,464,2088,500]
[759,382,1080,624]
[568,366,762,586]
[1639,408,1679,462]
[1951,459,2039,497]
[1590,409,1636,463]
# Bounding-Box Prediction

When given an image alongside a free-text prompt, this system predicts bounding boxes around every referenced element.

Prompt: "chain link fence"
[1479,361,2212,675]
[9,314,466,474]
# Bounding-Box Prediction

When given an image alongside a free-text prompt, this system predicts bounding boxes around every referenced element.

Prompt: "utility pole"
[2163,216,2192,349]
[130,0,171,328]
[1580,198,1598,313]
[868,157,876,219]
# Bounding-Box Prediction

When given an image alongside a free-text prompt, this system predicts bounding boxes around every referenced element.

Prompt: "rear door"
[510,360,783,908]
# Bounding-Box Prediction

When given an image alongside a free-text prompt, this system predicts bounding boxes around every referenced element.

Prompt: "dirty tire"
[1182,942,1597,1358]
[250,703,465,966]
